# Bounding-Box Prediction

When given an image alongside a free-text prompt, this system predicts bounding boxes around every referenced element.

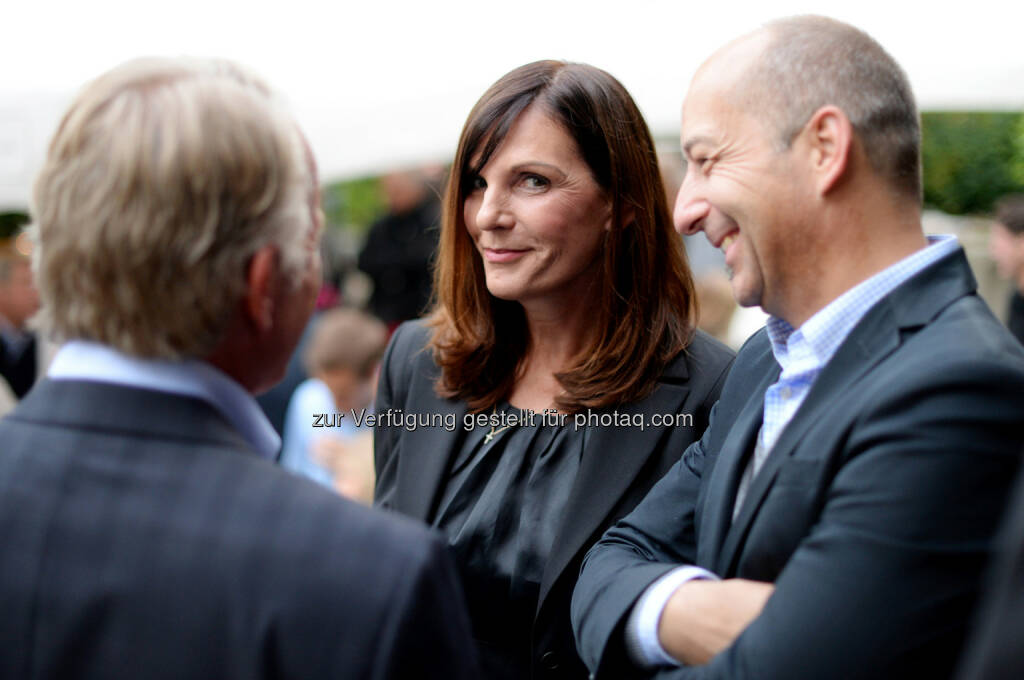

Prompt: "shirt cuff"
[624,565,721,668]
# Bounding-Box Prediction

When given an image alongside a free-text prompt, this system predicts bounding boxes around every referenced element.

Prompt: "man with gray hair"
[572,16,1024,679]
[0,58,477,679]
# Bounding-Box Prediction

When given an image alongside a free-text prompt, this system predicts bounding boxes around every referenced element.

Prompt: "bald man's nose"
[673,181,710,236]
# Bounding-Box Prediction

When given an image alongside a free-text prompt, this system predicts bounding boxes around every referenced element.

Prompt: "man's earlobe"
[805,106,853,195]
[244,246,279,332]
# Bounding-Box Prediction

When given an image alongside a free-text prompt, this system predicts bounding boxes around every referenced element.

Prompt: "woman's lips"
[483,248,529,263]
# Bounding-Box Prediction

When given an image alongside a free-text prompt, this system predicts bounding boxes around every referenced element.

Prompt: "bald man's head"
[690,16,921,202]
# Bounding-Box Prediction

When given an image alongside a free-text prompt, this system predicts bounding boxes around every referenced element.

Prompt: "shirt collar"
[47,340,280,459]
[766,234,960,370]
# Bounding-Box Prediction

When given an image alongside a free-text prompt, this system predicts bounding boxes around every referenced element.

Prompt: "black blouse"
[433,404,584,679]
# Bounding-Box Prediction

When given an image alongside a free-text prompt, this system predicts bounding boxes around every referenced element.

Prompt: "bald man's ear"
[803,105,853,196]
[243,245,279,333]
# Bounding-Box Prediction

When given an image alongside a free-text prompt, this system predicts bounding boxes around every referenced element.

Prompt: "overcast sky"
[2,0,1022,208]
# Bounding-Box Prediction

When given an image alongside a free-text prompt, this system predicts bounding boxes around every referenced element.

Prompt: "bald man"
[571,16,1024,680]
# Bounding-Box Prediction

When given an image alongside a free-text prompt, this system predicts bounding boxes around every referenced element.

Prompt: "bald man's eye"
[694,157,715,174]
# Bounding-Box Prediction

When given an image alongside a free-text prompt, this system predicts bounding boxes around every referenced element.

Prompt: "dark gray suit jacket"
[374,320,734,680]
[0,378,479,680]
[572,248,1024,679]
[956,458,1024,680]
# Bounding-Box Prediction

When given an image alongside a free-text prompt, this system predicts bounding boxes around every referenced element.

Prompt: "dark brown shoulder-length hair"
[430,60,698,413]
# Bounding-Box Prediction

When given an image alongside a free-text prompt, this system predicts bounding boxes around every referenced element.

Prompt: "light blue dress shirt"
[280,377,369,488]
[47,340,280,459]
[626,235,961,668]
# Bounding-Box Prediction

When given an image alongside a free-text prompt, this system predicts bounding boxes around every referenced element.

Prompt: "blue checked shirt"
[627,234,961,669]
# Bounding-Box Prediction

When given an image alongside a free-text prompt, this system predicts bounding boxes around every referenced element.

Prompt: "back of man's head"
[737,15,921,202]
[31,58,312,358]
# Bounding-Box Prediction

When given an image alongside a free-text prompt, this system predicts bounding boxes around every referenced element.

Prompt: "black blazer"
[956,458,1024,680]
[572,248,1024,679]
[0,332,37,398]
[0,379,479,680]
[374,320,734,680]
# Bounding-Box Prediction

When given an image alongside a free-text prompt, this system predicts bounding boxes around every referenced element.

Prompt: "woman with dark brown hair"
[373,60,733,679]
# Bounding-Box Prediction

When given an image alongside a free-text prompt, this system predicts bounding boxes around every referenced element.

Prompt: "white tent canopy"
[2,0,1022,210]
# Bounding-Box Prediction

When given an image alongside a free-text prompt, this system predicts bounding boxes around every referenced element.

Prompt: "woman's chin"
[485,282,525,302]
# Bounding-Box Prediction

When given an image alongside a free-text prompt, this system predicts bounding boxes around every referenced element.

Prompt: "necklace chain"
[484,405,517,445]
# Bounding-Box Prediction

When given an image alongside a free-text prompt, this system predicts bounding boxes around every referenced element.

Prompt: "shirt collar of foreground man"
[48,339,280,458]
[570,15,1024,680]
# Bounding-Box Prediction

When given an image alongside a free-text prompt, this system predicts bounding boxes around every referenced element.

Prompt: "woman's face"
[463,105,611,308]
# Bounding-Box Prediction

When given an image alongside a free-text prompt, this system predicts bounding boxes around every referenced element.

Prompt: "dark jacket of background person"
[358,189,439,326]
[0,378,479,680]
[571,249,1024,679]
[0,331,35,397]
[375,320,733,680]
[956,457,1024,680]
[0,236,41,401]
[988,195,1024,346]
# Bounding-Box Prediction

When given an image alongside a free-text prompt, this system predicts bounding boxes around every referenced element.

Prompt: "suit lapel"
[538,370,692,609]
[714,248,977,576]
[392,393,467,521]
[715,308,901,574]
[698,364,778,570]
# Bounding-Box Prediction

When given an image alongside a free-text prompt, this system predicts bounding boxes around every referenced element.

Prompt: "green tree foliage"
[322,176,385,236]
[1013,115,1024,186]
[921,112,1024,215]
[0,211,30,239]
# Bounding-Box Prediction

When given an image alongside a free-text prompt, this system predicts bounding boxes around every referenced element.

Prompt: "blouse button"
[540,651,560,670]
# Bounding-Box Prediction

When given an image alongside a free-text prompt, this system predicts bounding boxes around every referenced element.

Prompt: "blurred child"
[280,308,386,502]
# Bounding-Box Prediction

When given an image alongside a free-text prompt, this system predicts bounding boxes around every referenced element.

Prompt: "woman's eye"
[522,174,549,189]
[468,174,486,191]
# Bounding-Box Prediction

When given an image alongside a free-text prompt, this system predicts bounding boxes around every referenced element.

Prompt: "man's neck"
[777,209,927,328]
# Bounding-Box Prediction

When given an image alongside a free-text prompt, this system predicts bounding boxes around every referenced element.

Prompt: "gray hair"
[31,57,312,358]
[738,15,921,200]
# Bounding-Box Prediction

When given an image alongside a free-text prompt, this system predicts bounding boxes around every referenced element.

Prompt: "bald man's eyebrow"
[682,135,717,158]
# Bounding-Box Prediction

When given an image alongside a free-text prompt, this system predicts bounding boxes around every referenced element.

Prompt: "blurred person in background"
[358,168,440,330]
[281,306,386,503]
[374,60,734,679]
[989,194,1024,344]
[0,218,41,413]
[0,56,477,680]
